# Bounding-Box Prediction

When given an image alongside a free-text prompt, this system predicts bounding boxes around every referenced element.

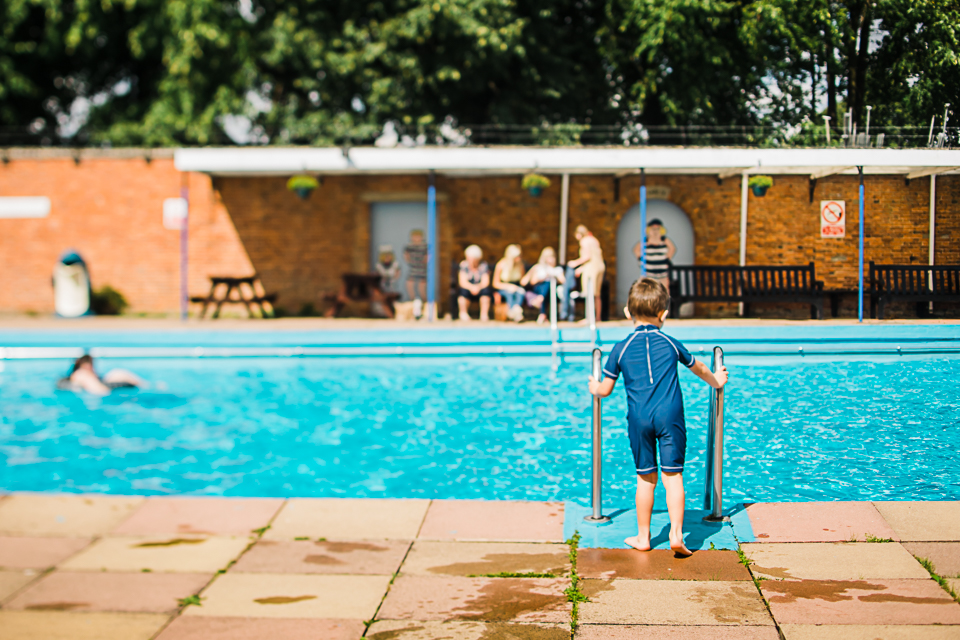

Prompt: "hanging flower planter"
[521,173,551,197]
[287,175,320,200]
[748,175,773,197]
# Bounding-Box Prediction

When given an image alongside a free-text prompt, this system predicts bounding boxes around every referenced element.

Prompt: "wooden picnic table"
[190,275,277,319]
[323,273,400,318]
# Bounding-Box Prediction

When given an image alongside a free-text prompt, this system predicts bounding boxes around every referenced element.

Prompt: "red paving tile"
[759,578,960,625]
[901,543,960,577]
[576,626,781,639]
[231,539,410,575]
[0,537,91,569]
[112,497,284,536]
[746,502,897,543]
[577,549,751,581]
[377,575,570,623]
[5,571,211,614]
[418,501,564,542]
[155,616,365,640]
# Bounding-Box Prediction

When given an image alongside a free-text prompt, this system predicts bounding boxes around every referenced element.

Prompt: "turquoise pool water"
[2,353,958,505]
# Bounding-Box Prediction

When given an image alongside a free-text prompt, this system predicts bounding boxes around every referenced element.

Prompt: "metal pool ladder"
[584,348,610,524]
[703,346,727,521]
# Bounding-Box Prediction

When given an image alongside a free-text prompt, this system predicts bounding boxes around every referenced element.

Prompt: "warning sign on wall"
[820,200,845,238]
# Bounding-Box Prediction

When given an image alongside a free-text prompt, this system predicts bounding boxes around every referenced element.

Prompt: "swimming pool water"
[1,355,959,506]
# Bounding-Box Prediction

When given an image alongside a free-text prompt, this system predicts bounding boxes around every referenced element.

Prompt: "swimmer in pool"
[57,355,145,396]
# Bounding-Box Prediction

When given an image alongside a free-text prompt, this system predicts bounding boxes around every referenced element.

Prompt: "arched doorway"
[616,200,695,314]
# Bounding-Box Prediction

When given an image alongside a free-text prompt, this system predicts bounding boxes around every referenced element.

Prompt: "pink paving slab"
[4,571,211,614]
[0,537,92,569]
[230,539,410,575]
[112,497,285,536]
[576,626,781,639]
[417,500,564,542]
[746,502,897,543]
[760,578,960,625]
[377,575,571,623]
[155,616,366,640]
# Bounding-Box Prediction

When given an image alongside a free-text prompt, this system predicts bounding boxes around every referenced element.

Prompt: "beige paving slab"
[743,543,929,580]
[0,611,169,640]
[367,620,570,639]
[264,498,430,540]
[231,539,410,575]
[780,624,960,639]
[113,497,284,535]
[901,543,960,578]
[0,536,92,569]
[760,578,960,625]
[576,626,781,639]
[578,579,773,625]
[377,575,570,623]
[400,541,570,577]
[185,573,390,619]
[156,616,366,640]
[418,500,564,542]
[746,502,896,543]
[60,535,250,573]
[0,494,143,536]
[875,502,960,542]
[0,569,39,602]
[6,570,211,613]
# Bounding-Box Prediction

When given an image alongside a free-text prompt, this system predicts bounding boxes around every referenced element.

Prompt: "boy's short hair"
[628,277,670,318]
[410,229,424,238]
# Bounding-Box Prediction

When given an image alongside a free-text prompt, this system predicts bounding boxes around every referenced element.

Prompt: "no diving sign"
[820,200,845,238]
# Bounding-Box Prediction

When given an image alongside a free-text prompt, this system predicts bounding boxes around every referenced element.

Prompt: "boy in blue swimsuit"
[589,278,728,556]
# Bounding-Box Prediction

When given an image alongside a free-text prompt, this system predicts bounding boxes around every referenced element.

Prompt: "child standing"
[404,229,428,318]
[588,278,728,556]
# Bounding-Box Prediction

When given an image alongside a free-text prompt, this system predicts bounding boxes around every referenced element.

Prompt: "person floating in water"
[588,278,728,556]
[57,355,145,396]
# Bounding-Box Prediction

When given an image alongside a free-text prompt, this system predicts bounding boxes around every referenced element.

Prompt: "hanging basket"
[521,173,550,197]
[748,175,773,197]
[287,175,320,200]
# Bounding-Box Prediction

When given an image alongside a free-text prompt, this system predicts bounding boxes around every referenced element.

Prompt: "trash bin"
[53,250,92,317]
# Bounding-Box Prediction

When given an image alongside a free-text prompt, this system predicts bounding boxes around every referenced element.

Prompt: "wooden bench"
[190,275,277,319]
[668,263,825,319]
[869,262,960,319]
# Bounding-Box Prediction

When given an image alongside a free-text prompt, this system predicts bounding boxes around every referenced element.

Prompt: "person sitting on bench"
[457,245,493,321]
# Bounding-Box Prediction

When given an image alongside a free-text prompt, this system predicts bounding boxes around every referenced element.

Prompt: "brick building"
[1,146,958,318]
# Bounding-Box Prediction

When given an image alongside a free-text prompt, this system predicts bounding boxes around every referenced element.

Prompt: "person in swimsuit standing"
[404,229,429,319]
[568,224,605,323]
[633,218,676,289]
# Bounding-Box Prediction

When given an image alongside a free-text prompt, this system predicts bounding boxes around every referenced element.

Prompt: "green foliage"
[864,534,893,543]
[177,595,202,607]
[748,175,773,190]
[90,285,128,315]
[286,175,320,192]
[521,173,551,190]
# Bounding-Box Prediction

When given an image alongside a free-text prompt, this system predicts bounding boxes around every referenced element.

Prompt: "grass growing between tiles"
[915,556,960,603]
[563,532,588,631]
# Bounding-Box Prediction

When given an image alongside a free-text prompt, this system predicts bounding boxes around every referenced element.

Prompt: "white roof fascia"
[175,146,960,176]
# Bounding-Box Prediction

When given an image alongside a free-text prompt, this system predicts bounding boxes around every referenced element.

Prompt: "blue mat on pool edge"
[564,501,754,550]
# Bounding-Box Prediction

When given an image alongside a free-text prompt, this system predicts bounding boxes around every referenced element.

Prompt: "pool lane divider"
[564,501,755,551]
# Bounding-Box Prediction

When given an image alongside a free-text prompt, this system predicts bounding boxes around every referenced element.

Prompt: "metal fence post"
[584,348,611,524]
[703,346,727,521]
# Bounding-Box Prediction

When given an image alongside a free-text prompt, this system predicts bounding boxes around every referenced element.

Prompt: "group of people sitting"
[456,224,609,323]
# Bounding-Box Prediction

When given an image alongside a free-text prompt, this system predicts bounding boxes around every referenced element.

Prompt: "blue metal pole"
[427,171,437,321]
[639,168,647,276]
[858,166,864,323]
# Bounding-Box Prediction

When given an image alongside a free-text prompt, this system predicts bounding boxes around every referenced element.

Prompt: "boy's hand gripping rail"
[703,347,727,521]
[584,348,611,524]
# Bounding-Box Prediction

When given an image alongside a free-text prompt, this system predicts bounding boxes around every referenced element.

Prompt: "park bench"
[667,263,824,319]
[869,262,960,319]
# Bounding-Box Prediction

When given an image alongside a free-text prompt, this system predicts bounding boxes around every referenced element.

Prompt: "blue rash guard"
[603,324,696,475]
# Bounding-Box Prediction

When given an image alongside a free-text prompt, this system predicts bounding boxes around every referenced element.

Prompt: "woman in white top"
[567,224,605,323]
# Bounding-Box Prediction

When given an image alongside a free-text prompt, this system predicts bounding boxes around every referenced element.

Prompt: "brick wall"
[0,150,956,317]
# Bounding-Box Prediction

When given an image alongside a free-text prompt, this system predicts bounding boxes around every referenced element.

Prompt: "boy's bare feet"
[670,535,692,557]
[624,535,651,551]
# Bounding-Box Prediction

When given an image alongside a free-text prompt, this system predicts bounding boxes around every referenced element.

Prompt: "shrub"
[91,285,128,315]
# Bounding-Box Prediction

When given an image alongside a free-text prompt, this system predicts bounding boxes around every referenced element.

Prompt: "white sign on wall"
[163,197,188,230]
[0,197,50,218]
[820,200,845,238]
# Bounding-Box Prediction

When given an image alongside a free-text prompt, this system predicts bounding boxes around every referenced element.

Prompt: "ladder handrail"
[703,346,726,521]
[584,347,610,524]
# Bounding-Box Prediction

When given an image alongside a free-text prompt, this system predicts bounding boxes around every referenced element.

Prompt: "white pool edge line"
[2,344,960,359]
